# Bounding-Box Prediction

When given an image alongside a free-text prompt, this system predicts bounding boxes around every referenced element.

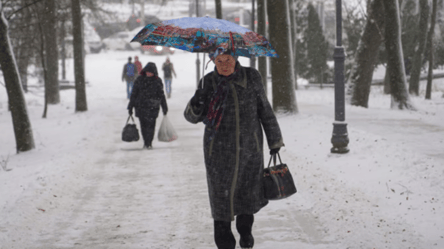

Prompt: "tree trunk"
[215,0,222,19]
[140,1,145,25]
[16,43,30,93]
[383,0,415,109]
[289,0,297,90]
[0,6,35,153]
[349,0,385,108]
[383,64,391,94]
[38,19,49,118]
[15,0,33,93]
[72,0,88,112]
[409,0,429,95]
[257,0,267,95]
[61,19,67,80]
[425,0,438,100]
[43,0,60,104]
[267,0,297,113]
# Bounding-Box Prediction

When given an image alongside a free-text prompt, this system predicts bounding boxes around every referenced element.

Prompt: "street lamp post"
[250,0,256,69]
[331,0,349,154]
[196,0,201,87]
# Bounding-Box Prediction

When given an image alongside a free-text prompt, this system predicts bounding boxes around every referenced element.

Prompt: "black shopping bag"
[263,153,297,200]
[122,115,140,142]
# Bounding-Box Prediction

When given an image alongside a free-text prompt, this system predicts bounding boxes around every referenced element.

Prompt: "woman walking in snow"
[128,62,168,149]
[184,47,284,249]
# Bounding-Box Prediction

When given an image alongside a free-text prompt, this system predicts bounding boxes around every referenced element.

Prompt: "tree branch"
[6,0,45,20]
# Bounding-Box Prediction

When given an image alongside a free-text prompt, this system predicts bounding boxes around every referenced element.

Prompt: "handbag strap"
[267,152,283,168]
[126,115,135,124]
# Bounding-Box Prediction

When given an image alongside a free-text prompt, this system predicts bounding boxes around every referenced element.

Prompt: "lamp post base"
[331,146,350,154]
[331,122,350,154]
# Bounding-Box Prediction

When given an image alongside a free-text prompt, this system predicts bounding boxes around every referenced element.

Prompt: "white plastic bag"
[157,115,178,142]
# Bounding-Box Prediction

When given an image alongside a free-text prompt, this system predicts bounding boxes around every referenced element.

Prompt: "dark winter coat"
[128,63,167,117]
[184,62,284,221]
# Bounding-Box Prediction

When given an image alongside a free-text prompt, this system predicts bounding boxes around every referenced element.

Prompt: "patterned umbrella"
[131,16,278,58]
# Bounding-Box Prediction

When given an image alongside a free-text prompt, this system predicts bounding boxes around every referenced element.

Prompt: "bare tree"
[37,11,50,118]
[425,0,438,100]
[42,0,60,104]
[257,0,267,95]
[0,2,35,153]
[267,0,297,113]
[289,0,297,89]
[215,0,222,19]
[383,63,391,94]
[383,0,415,109]
[349,0,385,108]
[409,0,429,96]
[72,0,88,112]
[13,0,34,93]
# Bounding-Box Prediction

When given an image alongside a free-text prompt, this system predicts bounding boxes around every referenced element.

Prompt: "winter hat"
[141,62,158,77]
[209,47,238,61]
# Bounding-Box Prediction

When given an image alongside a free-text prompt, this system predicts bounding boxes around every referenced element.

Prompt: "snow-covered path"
[1,51,444,248]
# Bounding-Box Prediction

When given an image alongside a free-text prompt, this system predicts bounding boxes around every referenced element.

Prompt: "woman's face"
[146,71,154,77]
[215,54,236,76]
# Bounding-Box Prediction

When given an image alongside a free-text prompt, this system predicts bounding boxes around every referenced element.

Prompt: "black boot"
[236,214,254,248]
[214,220,236,249]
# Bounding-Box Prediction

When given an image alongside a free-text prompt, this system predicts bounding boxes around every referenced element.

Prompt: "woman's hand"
[191,89,206,106]
[270,147,280,155]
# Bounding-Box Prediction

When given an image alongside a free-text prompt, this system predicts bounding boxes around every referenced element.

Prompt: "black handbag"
[122,115,140,142]
[263,153,297,200]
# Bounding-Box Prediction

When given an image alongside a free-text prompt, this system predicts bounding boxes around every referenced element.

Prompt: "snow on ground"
[1,50,444,249]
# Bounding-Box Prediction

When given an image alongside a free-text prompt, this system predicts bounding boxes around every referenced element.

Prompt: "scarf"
[203,68,240,140]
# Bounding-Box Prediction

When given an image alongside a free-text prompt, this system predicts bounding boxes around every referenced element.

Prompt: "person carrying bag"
[183,48,284,249]
[127,62,168,150]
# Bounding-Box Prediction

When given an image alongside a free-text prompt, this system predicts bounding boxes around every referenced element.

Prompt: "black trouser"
[138,114,156,147]
[214,214,254,249]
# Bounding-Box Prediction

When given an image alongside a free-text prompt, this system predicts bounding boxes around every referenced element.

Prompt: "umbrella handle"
[201,52,205,89]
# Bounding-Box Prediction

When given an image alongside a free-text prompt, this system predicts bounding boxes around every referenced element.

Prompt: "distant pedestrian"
[161,57,177,98]
[128,62,168,149]
[122,57,137,99]
[134,56,143,74]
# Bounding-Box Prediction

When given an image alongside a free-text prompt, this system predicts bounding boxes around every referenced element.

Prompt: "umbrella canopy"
[131,16,278,58]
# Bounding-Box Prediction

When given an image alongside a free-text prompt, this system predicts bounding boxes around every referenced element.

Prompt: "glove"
[128,108,133,116]
[190,89,206,107]
[270,147,280,155]
[163,111,167,116]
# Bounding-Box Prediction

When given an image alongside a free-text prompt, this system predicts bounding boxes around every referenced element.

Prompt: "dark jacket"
[128,63,167,117]
[122,62,136,82]
[162,62,176,79]
[184,62,284,221]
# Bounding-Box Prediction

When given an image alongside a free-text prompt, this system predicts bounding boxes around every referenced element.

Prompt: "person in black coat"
[184,48,284,249]
[128,62,168,149]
